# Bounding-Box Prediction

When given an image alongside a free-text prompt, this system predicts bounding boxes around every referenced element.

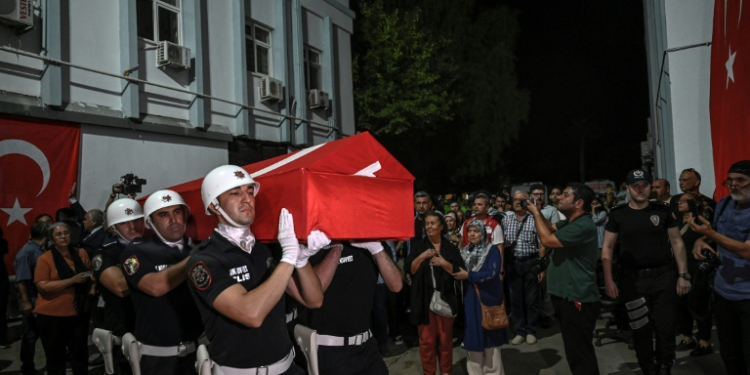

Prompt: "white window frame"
[304,46,322,91]
[245,22,273,76]
[139,0,183,44]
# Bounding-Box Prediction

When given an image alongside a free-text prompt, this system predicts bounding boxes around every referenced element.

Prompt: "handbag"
[429,267,455,318]
[473,284,508,330]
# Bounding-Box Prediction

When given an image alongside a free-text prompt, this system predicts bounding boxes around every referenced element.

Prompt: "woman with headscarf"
[454,219,508,375]
[405,211,464,375]
[444,211,462,247]
[34,222,94,375]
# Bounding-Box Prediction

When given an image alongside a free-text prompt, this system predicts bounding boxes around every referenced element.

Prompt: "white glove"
[277,208,299,265]
[296,230,331,268]
[351,241,383,256]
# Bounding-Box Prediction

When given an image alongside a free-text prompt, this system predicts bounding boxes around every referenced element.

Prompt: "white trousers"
[466,347,505,375]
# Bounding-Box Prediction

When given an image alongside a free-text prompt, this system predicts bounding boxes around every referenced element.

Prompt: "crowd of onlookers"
[2,162,750,375]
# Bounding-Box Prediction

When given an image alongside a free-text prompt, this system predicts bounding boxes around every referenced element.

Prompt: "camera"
[121,173,147,196]
[697,248,721,275]
[530,254,549,276]
[520,198,537,208]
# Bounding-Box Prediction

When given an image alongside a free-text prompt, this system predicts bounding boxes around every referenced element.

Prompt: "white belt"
[316,330,372,346]
[285,307,297,324]
[216,348,294,375]
[139,341,196,357]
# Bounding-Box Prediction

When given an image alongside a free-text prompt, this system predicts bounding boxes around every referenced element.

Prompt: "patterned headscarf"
[460,219,492,272]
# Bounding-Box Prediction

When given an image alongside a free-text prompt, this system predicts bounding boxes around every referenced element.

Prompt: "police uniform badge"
[92,255,103,272]
[189,262,211,290]
[650,215,660,226]
[123,256,140,276]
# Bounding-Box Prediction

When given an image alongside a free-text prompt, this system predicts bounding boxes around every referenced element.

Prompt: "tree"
[352,0,458,136]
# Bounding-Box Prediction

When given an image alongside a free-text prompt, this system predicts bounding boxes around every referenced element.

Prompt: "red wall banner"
[0,117,80,274]
[710,0,750,199]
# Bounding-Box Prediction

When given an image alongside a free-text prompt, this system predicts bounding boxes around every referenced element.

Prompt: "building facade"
[0,0,356,210]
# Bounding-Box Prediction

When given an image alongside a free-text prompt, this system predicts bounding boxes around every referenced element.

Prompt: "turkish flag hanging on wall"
[0,116,80,274]
[710,0,750,199]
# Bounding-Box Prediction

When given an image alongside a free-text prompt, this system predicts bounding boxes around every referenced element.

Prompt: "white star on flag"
[726,45,737,88]
[1,198,32,226]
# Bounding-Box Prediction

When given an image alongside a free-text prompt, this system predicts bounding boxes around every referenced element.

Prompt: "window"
[136,0,181,44]
[245,23,272,75]
[304,47,322,91]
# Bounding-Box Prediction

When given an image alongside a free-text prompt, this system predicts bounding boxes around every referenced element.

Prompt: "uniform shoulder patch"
[123,256,139,276]
[92,255,103,272]
[189,261,212,291]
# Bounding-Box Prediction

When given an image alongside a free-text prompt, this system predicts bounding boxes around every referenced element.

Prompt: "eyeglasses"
[723,178,750,189]
[53,231,70,238]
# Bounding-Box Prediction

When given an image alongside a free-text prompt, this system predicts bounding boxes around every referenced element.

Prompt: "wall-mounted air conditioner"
[156,41,191,70]
[259,77,283,102]
[0,0,34,27]
[308,89,329,110]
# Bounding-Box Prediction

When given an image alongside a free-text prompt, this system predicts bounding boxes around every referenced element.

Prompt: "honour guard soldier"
[91,199,143,374]
[119,190,203,375]
[187,165,325,375]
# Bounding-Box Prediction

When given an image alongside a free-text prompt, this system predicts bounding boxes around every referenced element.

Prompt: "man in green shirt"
[527,183,600,375]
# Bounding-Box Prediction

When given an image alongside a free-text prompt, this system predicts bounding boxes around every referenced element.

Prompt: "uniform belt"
[317,330,372,346]
[216,348,294,375]
[285,307,297,324]
[139,341,196,357]
[514,253,539,262]
[622,264,673,278]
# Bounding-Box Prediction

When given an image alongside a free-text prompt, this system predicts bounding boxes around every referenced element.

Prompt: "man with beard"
[602,169,691,375]
[119,191,203,375]
[691,160,750,375]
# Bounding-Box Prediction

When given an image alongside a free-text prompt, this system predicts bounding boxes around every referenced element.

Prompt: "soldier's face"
[217,184,256,226]
[150,205,187,242]
[114,218,144,242]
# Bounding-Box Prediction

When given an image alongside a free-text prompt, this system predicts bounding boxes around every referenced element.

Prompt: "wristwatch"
[679,273,692,281]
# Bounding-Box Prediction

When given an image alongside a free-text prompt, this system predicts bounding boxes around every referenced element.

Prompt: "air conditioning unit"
[308,89,329,110]
[0,0,34,27]
[259,77,283,102]
[156,40,191,70]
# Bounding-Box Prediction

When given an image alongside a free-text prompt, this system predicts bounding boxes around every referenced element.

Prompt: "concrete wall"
[79,124,227,211]
[644,0,716,196]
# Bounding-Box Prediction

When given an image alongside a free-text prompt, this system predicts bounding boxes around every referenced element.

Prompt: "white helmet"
[107,198,144,228]
[201,165,260,215]
[143,189,190,230]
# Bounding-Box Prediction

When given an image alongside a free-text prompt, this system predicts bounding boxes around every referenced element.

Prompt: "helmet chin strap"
[113,228,131,245]
[146,218,185,251]
[212,200,246,228]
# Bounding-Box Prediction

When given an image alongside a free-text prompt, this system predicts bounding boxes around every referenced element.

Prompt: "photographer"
[691,160,750,375]
[527,183,600,375]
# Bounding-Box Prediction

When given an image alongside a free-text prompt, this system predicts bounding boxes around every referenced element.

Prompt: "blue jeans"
[508,258,540,336]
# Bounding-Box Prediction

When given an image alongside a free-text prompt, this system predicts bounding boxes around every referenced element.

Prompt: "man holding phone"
[502,190,542,345]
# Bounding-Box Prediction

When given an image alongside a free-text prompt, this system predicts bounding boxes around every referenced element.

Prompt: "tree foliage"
[352,0,458,136]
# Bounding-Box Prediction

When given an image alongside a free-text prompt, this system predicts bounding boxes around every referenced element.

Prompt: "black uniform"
[606,202,679,372]
[300,244,387,375]
[120,238,202,375]
[186,231,303,374]
[93,238,136,375]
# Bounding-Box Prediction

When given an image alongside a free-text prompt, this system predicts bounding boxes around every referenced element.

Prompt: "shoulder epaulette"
[96,240,117,252]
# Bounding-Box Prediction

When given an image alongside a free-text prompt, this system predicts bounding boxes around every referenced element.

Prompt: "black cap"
[728,160,750,177]
[626,169,651,185]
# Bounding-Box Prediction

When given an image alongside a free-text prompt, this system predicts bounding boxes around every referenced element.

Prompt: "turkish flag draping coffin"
[164,132,415,242]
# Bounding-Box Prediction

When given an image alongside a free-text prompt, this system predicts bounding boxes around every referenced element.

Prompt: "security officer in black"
[119,190,203,375]
[299,240,403,375]
[91,198,143,374]
[602,169,691,375]
[186,165,325,374]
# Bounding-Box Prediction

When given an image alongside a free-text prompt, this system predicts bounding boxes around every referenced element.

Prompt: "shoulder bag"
[473,284,508,330]
[429,266,455,318]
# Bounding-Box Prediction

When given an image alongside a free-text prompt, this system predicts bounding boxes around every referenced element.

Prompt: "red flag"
[0,116,80,274]
[710,0,750,200]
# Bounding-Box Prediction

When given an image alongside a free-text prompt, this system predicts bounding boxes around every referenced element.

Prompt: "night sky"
[493,1,650,188]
